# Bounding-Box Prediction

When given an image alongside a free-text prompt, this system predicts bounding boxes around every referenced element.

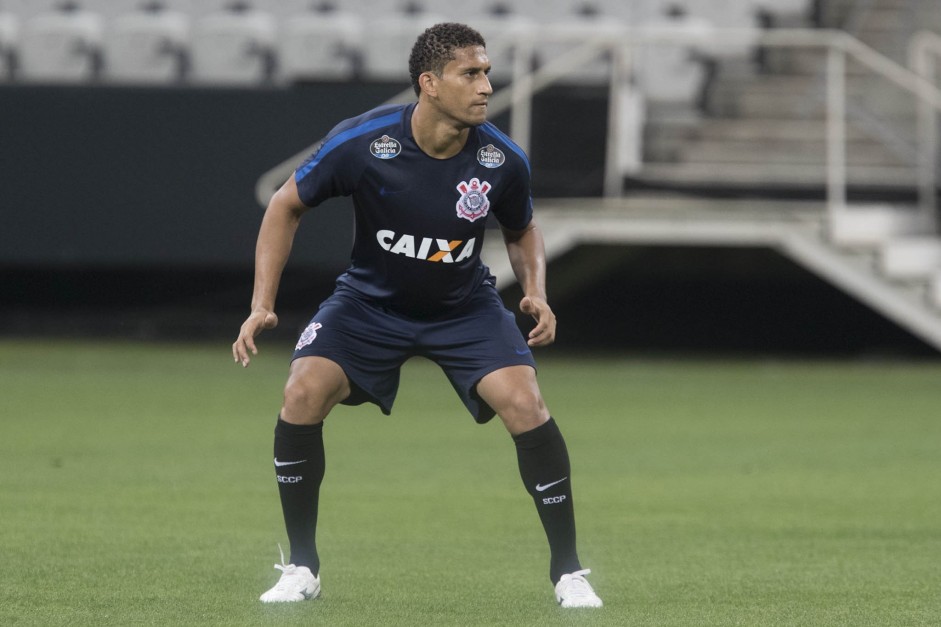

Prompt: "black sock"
[512,417,581,583]
[273,417,325,574]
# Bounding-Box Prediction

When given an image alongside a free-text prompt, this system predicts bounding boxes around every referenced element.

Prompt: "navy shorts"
[292,285,536,423]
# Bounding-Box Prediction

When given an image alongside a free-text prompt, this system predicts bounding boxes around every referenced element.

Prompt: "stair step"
[678,139,906,166]
[829,204,932,247]
[854,8,915,31]
[929,271,941,310]
[708,82,918,118]
[879,237,941,280]
[695,118,872,141]
[638,161,917,188]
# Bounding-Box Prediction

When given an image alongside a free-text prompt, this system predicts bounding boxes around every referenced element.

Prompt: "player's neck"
[411,103,470,159]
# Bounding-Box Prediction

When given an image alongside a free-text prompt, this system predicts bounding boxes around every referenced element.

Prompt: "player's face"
[435,45,493,127]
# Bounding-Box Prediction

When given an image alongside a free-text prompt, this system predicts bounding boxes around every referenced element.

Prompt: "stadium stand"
[190,2,276,85]
[360,8,444,81]
[104,2,190,84]
[465,13,535,84]
[276,4,363,82]
[4,0,941,351]
[18,2,104,82]
[0,0,812,89]
[0,8,17,81]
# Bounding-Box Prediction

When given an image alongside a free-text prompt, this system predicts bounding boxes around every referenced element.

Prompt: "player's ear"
[418,71,437,97]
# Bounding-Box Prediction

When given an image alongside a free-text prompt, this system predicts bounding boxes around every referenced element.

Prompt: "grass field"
[1,339,940,626]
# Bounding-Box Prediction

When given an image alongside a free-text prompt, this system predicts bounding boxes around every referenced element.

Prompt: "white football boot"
[259,546,320,603]
[554,569,603,608]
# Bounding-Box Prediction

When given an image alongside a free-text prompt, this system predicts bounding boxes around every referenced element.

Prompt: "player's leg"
[477,367,602,607]
[423,286,601,605]
[262,293,410,602]
[277,356,350,564]
[262,356,350,603]
[477,367,577,576]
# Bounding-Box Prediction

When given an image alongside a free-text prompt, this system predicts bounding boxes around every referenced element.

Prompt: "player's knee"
[281,357,351,424]
[282,378,336,424]
[497,387,548,427]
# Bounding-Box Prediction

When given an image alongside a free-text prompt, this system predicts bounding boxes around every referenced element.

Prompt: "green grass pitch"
[1,339,940,626]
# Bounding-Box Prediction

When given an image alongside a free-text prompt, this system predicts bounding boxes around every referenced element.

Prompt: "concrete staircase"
[481,196,941,352]
[605,1,941,351]
[818,0,941,64]
[632,0,940,196]
[636,58,918,194]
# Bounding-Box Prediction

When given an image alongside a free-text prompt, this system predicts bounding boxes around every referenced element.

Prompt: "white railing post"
[604,41,630,198]
[826,43,847,220]
[509,34,534,157]
[910,32,939,230]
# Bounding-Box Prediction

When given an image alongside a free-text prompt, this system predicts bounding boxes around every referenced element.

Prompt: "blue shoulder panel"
[478,123,530,174]
[296,109,403,180]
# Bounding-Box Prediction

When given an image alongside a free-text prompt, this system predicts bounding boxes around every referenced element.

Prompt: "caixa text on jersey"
[376,230,476,264]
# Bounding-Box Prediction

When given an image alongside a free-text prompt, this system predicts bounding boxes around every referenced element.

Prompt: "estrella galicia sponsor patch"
[477,144,505,168]
[455,178,491,222]
[370,135,401,159]
[295,322,323,350]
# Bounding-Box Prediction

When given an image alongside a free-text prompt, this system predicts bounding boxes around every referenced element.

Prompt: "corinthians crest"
[455,178,491,222]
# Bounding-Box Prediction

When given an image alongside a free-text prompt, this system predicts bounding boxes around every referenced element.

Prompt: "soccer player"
[232,22,602,609]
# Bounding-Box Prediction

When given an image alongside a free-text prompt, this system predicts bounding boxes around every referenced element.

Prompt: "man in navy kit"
[232,22,602,608]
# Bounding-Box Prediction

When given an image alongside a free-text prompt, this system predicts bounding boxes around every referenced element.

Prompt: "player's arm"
[501,219,556,347]
[232,174,310,367]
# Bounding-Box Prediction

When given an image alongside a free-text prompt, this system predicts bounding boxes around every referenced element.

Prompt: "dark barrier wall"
[4,83,928,354]
[0,83,403,271]
[0,83,608,271]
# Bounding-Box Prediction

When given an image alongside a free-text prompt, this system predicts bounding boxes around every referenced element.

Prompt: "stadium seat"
[277,6,363,82]
[589,0,637,23]
[472,15,536,84]
[0,0,53,20]
[184,0,232,18]
[534,14,625,85]
[18,3,104,83]
[506,0,570,23]
[0,10,17,81]
[635,4,713,104]
[360,10,444,81]
[686,0,757,58]
[136,0,194,16]
[751,0,810,23]
[298,0,381,16]
[104,3,190,84]
[190,3,276,85]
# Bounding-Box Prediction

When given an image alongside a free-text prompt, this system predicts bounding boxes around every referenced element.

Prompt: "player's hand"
[232,308,279,367]
[520,295,556,347]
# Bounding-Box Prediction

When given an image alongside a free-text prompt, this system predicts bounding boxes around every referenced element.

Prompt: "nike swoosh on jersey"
[535,477,568,492]
[274,458,307,467]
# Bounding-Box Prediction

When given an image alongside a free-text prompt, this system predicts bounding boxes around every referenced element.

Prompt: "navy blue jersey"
[295,102,533,319]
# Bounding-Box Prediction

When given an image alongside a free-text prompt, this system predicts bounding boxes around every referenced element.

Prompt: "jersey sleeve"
[293,137,361,208]
[293,105,404,208]
[491,156,533,232]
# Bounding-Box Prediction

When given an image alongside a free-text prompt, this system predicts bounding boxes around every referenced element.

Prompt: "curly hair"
[408,22,486,96]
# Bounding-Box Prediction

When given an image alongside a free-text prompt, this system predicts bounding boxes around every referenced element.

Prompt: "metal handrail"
[255,26,941,235]
[909,30,941,229]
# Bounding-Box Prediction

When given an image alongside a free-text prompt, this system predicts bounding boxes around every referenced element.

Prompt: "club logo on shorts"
[370,135,401,159]
[295,322,323,350]
[477,144,505,168]
[455,178,491,222]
